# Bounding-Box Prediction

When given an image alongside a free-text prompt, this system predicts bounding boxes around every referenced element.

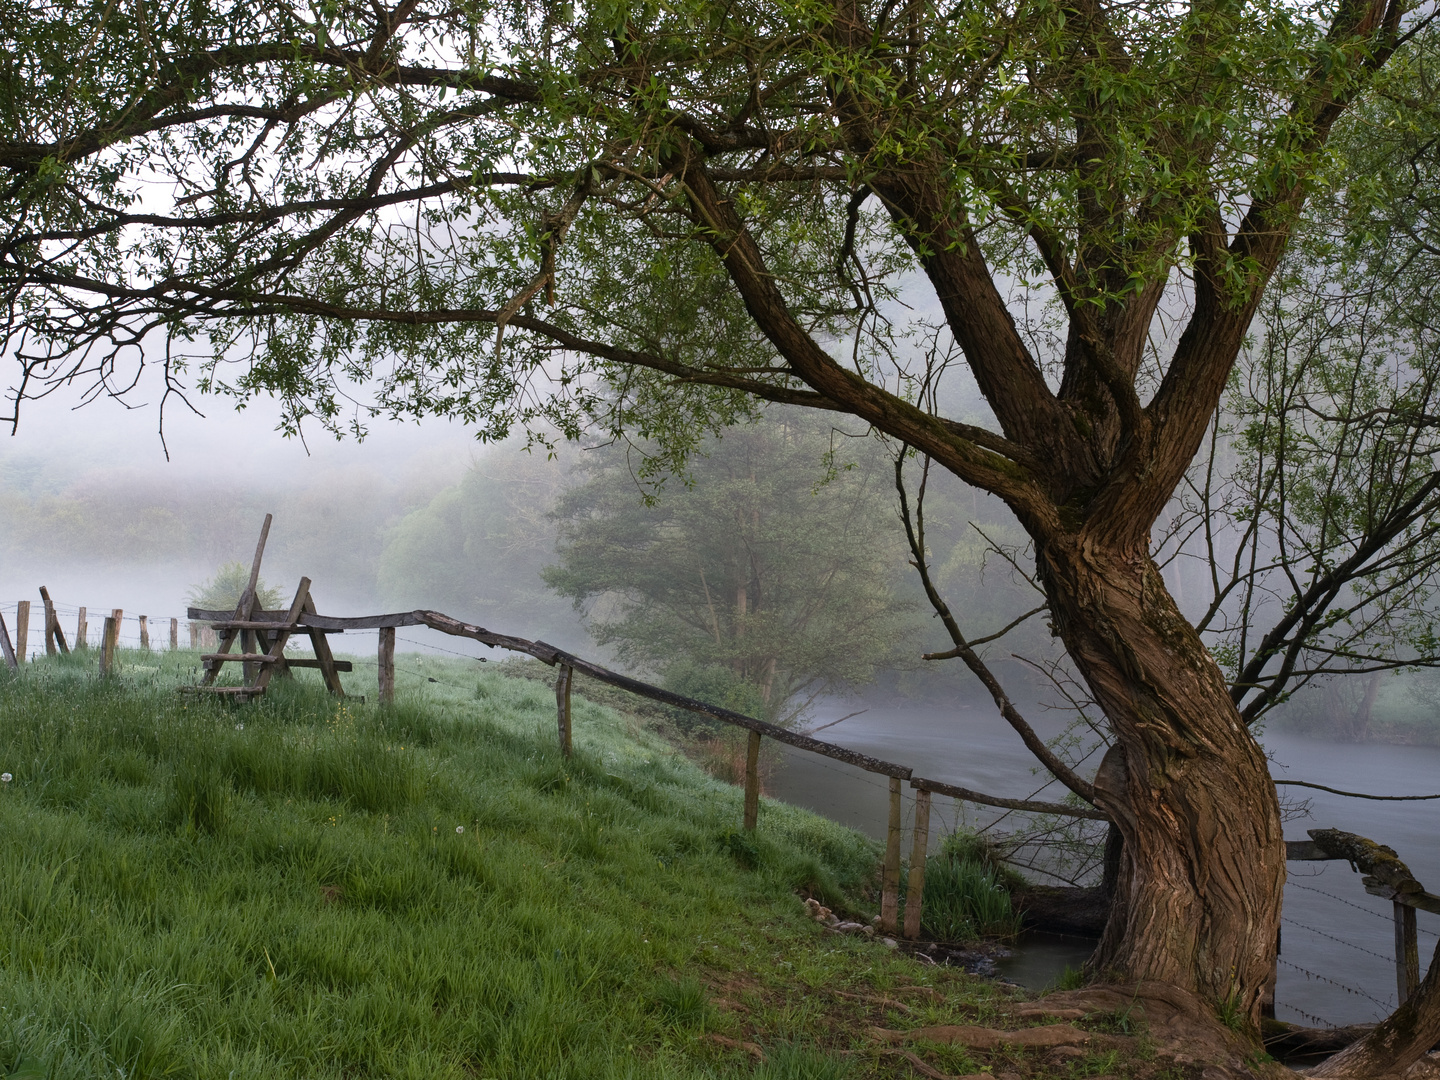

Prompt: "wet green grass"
[0,649,897,1080]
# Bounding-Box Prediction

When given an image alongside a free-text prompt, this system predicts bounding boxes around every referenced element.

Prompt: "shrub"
[661,663,769,727]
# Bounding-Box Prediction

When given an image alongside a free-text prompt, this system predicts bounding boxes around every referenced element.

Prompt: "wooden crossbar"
[286,658,354,672]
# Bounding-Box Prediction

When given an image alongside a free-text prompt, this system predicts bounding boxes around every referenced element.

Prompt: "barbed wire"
[1275,1000,1337,1029]
[1288,881,1440,943]
[395,633,492,661]
[1282,916,1394,962]
[1278,958,1393,1012]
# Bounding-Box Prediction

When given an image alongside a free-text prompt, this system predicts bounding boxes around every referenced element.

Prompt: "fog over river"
[768,698,1440,1028]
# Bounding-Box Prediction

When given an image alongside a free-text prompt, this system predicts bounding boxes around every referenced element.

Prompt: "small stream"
[766,699,1440,1024]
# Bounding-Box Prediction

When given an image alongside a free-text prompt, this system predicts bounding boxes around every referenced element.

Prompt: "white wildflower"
[456,825,464,834]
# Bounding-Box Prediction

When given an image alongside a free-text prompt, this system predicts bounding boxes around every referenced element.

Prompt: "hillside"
[0,650,1144,1080]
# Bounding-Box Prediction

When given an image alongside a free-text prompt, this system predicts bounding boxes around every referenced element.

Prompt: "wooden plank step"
[287,658,353,672]
[192,615,343,633]
[296,612,423,630]
[201,653,283,664]
[178,686,266,697]
[190,608,419,631]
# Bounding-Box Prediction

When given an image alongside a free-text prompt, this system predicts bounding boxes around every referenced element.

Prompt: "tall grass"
[0,649,880,1079]
[922,840,1024,942]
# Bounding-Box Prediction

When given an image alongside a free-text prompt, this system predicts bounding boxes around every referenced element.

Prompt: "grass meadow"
[0,648,1020,1080]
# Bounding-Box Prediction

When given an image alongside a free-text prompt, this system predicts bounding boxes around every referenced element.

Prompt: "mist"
[0,380,592,657]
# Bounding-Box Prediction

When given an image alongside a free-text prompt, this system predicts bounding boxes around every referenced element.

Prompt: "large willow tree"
[2,0,1433,1054]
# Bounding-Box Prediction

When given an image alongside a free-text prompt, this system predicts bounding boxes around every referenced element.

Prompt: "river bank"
[765,698,1440,1029]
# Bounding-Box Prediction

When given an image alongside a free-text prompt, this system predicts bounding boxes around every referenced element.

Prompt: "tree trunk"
[1040,536,1286,1021]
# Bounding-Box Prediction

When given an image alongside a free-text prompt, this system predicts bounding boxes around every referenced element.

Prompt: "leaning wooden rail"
[414,610,915,779]
[911,777,1110,821]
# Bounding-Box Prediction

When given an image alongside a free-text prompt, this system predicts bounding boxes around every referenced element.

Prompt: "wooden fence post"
[39,587,69,655]
[1396,900,1420,1004]
[15,601,28,662]
[880,777,903,935]
[170,618,178,651]
[0,612,17,671]
[555,663,573,756]
[904,787,932,939]
[378,627,395,704]
[189,622,199,648]
[743,730,762,831]
[139,615,150,650]
[100,615,119,676]
[76,607,87,649]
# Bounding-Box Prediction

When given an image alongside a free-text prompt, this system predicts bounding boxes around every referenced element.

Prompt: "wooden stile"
[139,615,150,650]
[286,658,353,672]
[743,730,762,831]
[76,607,87,649]
[880,777,903,935]
[555,663,573,756]
[903,787,931,939]
[378,626,395,704]
[39,587,69,655]
[170,617,178,651]
[15,601,28,663]
[203,514,272,687]
[0,611,17,671]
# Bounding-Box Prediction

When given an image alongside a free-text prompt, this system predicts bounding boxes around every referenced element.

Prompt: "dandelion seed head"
[0,773,10,783]
[456,825,464,834]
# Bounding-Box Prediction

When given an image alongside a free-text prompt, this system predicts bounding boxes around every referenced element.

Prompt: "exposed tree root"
[1033,981,1285,1079]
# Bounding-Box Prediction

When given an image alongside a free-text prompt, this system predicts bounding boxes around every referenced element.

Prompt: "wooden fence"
[8,583,1435,989]
[184,602,1440,990]
[1,593,184,676]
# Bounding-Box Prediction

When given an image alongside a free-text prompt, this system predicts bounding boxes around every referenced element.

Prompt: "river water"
[766,699,1440,1028]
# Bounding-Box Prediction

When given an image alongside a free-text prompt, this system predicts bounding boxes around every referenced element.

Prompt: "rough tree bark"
[1053,545,1286,1013]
